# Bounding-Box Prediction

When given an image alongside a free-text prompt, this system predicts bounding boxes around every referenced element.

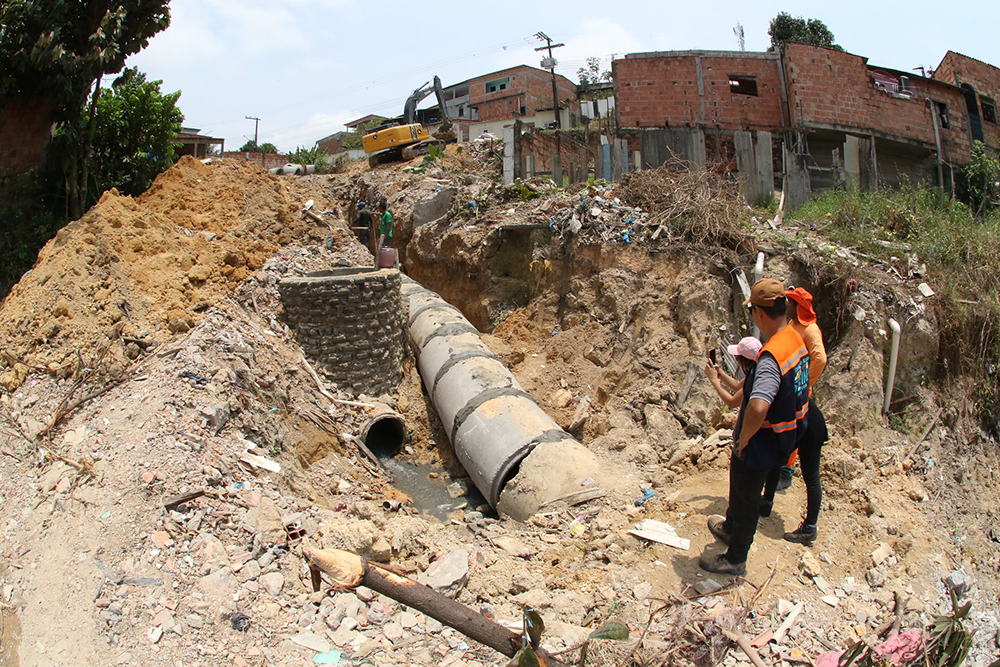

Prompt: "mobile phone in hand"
[709,348,717,365]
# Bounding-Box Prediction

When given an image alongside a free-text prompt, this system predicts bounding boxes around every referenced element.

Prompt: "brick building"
[933,51,1000,149]
[175,127,224,158]
[613,44,1000,201]
[442,65,579,141]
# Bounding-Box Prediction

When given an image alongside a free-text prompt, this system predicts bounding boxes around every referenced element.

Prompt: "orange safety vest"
[736,326,810,470]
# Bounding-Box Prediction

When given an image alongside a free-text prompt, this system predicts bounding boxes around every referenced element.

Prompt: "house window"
[729,75,758,96]
[982,96,998,124]
[458,106,465,118]
[934,101,951,129]
[485,77,509,93]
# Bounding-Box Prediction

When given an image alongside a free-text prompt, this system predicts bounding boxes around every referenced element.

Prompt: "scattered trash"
[634,487,657,506]
[230,612,250,632]
[239,451,281,474]
[628,519,690,551]
[313,650,342,664]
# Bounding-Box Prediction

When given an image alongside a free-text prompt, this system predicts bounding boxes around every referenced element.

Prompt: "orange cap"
[785,287,817,324]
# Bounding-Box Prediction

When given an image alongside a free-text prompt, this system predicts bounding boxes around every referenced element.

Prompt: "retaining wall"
[278,268,406,396]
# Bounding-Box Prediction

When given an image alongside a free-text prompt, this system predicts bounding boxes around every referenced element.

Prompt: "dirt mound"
[0,157,339,383]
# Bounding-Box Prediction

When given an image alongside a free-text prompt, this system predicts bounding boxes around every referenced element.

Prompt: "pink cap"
[727,336,762,361]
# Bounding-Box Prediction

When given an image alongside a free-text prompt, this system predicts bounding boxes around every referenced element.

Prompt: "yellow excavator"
[363,76,456,167]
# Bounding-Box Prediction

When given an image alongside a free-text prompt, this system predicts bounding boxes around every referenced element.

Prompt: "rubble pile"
[1,155,999,666]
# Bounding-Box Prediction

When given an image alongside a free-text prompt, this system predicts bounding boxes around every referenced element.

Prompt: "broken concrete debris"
[0,154,998,667]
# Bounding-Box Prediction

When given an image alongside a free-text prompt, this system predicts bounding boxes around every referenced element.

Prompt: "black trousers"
[724,453,774,564]
[762,401,828,525]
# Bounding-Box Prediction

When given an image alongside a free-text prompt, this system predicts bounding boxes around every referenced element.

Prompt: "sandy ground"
[1,154,998,667]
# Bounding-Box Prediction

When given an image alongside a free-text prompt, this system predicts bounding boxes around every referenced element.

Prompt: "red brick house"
[613,44,1000,200]
[442,65,579,141]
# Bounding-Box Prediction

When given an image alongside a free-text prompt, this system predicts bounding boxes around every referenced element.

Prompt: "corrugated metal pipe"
[401,277,599,519]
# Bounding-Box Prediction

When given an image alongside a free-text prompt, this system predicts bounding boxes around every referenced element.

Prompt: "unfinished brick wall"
[221,152,290,170]
[0,97,53,174]
[934,51,1000,149]
[783,44,972,163]
[614,51,784,130]
[278,268,406,396]
[466,66,577,123]
[520,128,593,178]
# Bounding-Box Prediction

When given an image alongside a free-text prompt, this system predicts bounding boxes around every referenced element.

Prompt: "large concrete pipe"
[401,278,600,519]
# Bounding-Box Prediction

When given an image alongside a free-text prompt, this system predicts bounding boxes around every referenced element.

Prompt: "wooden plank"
[538,486,607,510]
[754,131,774,202]
[163,489,206,511]
[675,362,699,407]
[734,131,758,204]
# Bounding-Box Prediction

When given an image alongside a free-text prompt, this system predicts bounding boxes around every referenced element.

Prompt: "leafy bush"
[288,145,328,166]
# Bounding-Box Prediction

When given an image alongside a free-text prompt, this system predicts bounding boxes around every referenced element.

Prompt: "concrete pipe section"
[401,277,601,520]
[360,405,408,457]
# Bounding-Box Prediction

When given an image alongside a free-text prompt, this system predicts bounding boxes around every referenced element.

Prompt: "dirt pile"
[1,151,999,667]
[0,157,341,388]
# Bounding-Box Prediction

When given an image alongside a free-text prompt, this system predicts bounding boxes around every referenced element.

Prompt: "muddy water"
[0,563,20,667]
[379,457,487,521]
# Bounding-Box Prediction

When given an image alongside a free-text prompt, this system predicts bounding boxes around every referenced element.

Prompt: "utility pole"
[534,32,564,129]
[245,116,263,166]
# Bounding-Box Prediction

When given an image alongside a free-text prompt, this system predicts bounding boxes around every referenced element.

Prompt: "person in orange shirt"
[700,279,810,576]
[761,287,829,543]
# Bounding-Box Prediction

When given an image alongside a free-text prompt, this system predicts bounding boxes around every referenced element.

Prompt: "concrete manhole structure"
[278,267,406,398]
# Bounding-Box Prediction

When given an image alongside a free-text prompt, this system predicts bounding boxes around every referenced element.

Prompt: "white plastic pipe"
[754,252,765,285]
[752,252,765,337]
[883,319,901,414]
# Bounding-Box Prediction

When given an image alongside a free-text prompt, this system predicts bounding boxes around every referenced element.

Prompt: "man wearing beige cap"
[701,278,810,576]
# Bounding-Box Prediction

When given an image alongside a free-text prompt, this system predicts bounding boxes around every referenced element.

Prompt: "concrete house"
[613,43,1000,204]
[441,65,579,141]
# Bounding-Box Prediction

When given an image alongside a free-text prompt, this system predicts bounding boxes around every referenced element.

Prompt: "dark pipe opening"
[364,414,407,457]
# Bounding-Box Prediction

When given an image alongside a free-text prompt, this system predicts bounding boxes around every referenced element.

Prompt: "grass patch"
[794,185,1000,435]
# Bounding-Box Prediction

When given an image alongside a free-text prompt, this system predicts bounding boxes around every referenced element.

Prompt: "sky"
[125,0,1000,153]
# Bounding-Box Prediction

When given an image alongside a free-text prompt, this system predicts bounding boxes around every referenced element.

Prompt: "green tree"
[963,141,1000,215]
[87,67,183,198]
[768,12,841,51]
[288,145,328,165]
[577,56,612,88]
[339,120,382,150]
[238,140,279,154]
[0,0,171,217]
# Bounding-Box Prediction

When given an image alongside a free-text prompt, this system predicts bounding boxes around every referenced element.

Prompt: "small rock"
[866,566,888,590]
[944,570,970,600]
[150,532,173,549]
[147,626,163,644]
[260,572,285,597]
[821,595,839,607]
[694,579,722,595]
[290,631,331,654]
[417,549,469,597]
[871,543,893,566]
[141,470,156,484]
[493,536,537,558]
[383,622,404,641]
[799,551,822,578]
[813,576,834,596]
[399,611,418,629]
[777,599,794,615]
[633,581,652,601]
[447,480,468,499]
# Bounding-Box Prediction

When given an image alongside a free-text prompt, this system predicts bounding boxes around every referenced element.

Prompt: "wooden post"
[304,545,570,665]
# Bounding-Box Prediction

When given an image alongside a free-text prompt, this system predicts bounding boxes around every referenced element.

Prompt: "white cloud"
[494,19,654,83]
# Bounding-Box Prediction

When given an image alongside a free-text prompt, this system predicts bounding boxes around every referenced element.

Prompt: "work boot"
[776,475,793,492]
[707,515,732,544]
[698,551,746,576]
[784,522,817,544]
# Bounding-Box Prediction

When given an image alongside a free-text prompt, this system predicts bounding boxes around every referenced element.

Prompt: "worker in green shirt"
[378,200,392,247]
